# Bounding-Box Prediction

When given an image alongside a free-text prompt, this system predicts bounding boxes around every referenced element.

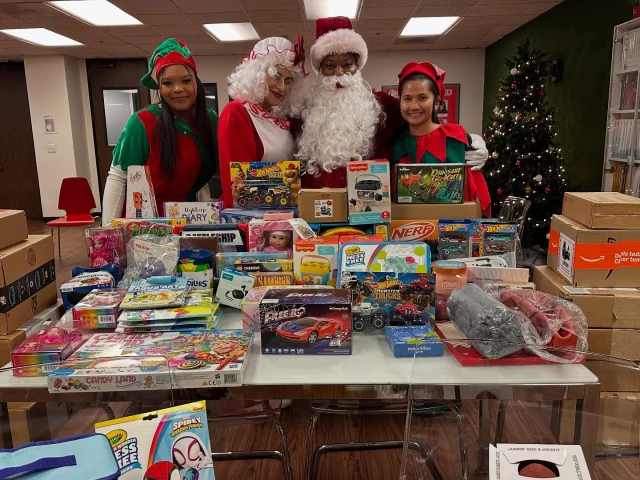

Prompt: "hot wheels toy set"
[346,160,391,225]
[230,161,300,209]
[396,163,465,204]
[438,220,473,260]
[95,401,215,480]
[479,222,518,256]
[259,288,352,355]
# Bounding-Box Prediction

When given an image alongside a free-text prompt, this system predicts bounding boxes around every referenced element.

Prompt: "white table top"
[0,309,599,391]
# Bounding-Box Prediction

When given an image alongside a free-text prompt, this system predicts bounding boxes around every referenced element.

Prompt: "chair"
[47,177,97,257]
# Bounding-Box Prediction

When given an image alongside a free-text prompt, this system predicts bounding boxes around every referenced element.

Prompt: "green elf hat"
[141,38,197,89]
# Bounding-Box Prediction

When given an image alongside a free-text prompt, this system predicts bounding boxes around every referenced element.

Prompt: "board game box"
[396,163,465,204]
[47,330,252,392]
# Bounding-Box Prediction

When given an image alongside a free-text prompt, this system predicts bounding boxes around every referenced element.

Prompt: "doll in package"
[95,401,215,480]
[86,226,126,271]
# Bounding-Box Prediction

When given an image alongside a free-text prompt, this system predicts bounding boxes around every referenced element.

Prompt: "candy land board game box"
[396,163,465,204]
[47,331,252,392]
[95,401,215,480]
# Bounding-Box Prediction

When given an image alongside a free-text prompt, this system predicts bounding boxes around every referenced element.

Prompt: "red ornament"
[482,133,487,140]
[545,187,551,194]
[497,188,503,195]
[516,114,524,121]
[540,91,546,97]
[516,161,521,167]
[535,68,541,74]
[511,83,517,89]
[499,88,504,94]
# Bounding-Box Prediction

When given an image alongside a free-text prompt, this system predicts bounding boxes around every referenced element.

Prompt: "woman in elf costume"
[101,39,217,226]
[391,61,491,216]
[218,36,306,208]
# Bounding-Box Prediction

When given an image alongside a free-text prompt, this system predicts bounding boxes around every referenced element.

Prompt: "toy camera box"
[298,188,348,223]
[396,163,465,204]
[293,237,339,286]
[385,326,443,357]
[346,160,391,225]
[95,401,215,480]
[230,160,300,209]
[165,201,222,225]
[259,288,352,355]
[489,444,591,480]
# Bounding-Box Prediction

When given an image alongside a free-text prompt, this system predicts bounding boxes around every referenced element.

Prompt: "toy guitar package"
[95,401,215,480]
[126,165,158,219]
[437,220,473,260]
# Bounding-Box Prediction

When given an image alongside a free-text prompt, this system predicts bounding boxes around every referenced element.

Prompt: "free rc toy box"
[259,288,352,355]
[48,330,252,392]
[95,401,215,480]
[293,236,339,286]
[230,161,300,209]
[396,163,465,204]
[384,326,444,357]
[346,160,391,225]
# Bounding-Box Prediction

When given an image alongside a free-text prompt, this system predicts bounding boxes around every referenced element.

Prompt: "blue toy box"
[384,326,444,357]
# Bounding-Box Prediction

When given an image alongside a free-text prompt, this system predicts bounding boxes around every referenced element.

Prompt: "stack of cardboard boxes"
[534,192,640,448]
[0,210,59,367]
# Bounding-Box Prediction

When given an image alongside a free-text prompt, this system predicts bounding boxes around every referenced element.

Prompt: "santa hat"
[242,36,306,74]
[141,38,197,90]
[310,16,368,73]
[398,61,446,97]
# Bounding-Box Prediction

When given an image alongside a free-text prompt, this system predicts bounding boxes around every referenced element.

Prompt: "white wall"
[194,54,242,113]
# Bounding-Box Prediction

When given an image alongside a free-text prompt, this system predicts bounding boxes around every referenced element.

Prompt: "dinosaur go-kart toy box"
[259,288,352,355]
[346,160,391,225]
[396,163,465,204]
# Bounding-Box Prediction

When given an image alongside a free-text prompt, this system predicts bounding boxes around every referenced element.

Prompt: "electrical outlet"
[47,144,56,153]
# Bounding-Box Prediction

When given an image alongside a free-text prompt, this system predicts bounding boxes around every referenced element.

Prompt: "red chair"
[47,177,98,257]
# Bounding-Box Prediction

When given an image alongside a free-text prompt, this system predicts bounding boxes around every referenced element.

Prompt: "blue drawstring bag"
[0,433,119,479]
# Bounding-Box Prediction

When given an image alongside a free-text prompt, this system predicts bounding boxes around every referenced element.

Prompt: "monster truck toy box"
[259,288,352,355]
[548,214,640,287]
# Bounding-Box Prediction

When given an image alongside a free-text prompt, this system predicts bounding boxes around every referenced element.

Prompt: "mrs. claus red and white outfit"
[218,37,304,208]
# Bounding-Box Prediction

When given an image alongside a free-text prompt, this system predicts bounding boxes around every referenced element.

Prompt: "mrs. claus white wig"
[228,36,305,116]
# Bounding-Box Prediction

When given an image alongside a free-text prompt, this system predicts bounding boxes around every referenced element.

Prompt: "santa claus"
[294,17,488,196]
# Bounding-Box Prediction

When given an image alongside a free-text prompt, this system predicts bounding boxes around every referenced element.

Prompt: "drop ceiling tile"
[437,33,486,43]
[0,38,27,48]
[54,26,112,38]
[10,45,59,54]
[187,44,227,54]
[362,36,395,46]
[420,0,479,5]
[246,9,303,22]
[0,2,61,17]
[110,0,181,14]
[238,0,300,11]
[172,0,243,14]
[359,7,418,20]
[0,18,33,28]
[466,3,525,15]
[188,12,250,23]
[96,44,146,53]
[455,14,527,27]
[0,0,45,2]
[356,18,407,30]
[519,2,560,15]
[150,24,208,36]
[75,36,128,46]
[368,45,391,52]
[224,40,258,55]
[252,21,304,37]
[54,45,102,55]
[135,14,196,26]
[413,5,471,16]
[480,0,560,4]
[177,33,217,43]
[356,28,400,38]
[28,16,89,28]
[448,23,493,35]
[99,26,158,37]
[118,35,165,45]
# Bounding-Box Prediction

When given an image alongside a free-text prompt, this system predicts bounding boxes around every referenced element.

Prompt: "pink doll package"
[248,220,294,258]
[12,323,88,377]
[86,226,126,271]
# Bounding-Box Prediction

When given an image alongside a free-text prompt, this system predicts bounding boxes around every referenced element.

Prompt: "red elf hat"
[398,61,446,97]
[141,38,197,90]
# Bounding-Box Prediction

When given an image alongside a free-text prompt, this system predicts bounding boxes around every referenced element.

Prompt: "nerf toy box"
[385,326,443,357]
[346,160,392,225]
[48,330,252,392]
[95,401,215,480]
[230,160,300,209]
[165,201,222,225]
[396,163,465,204]
[72,288,126,329]
[259,288,352,355]
[293,236,339,286]
[234,259,294,287]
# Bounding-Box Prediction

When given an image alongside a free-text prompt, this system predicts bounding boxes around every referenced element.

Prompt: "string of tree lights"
[484,39,571,247]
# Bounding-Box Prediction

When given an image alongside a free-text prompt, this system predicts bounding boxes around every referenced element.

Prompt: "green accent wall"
[482,0,631,191]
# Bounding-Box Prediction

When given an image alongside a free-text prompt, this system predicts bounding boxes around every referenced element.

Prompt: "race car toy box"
[562,192,640,229]
[548,214,640,287]
[0,235,57,335]
[346,160,391,225]
[298,188,348,223]
[259,288,352,355]
[0,209,28,250]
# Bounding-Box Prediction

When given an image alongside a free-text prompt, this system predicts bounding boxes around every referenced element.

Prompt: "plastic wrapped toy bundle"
[119,234,180,287]
[499,289,587,363]
[447,283,528,359]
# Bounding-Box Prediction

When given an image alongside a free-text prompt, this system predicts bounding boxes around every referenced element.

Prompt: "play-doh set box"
[72,288,127,329]
[259,288,352,355]
[47,330,252,392]
[230,160,300,209]
[346,160,392,225]
[293,236,339,286]
[95,401,215,480]
[164,201,222,225]
[395,163,465,204]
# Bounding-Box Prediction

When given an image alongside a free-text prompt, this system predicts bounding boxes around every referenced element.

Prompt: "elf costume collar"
[141,38,197,90]
[392,123,469,164]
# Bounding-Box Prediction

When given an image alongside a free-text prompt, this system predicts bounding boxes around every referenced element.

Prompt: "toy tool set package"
[216,268,256,309]
[165,201,222,225]
[346,160,392,225]
[86,226,126,271]
[60,270,117,309]
[126,165,158,219]
[230,160,300,209]
[344,272,434,333]
[293,236,339,286]
[48,330,252,392]
[385,325,444,357]
[396,163,465,204]
[259,288,352,355]
[438,220,473,260]
[479,222,518,256]
[72,288,126,329]
[95,401,216,480]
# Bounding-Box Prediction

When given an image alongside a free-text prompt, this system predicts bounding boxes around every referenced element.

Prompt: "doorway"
[0,62,43,219]
[86,59,151,197]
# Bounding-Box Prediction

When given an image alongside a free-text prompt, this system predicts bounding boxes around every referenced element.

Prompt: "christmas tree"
[484,39,569,247]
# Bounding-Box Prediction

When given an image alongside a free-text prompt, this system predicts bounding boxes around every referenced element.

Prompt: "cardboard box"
[533,265,640,329]
[0,329,26,366]
[347,160,391,225]
[489,444,591,480]
[548,214,640,287]
[598,392,639,447]
[587,360,640,392]
[588,329,640,361]
[563,192,640,229]
[391,202,479,221]
[7,402,51,447]
[0,210,28,251]
[0,235,57,335]
[298,189,348,223]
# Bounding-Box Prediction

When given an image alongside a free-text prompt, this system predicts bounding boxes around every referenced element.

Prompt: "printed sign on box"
[165,201,222,225]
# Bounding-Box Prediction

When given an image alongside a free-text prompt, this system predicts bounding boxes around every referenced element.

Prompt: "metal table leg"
[477,399,493,473]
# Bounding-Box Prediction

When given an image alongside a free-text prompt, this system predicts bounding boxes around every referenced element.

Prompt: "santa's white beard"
[296,71,383,176]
